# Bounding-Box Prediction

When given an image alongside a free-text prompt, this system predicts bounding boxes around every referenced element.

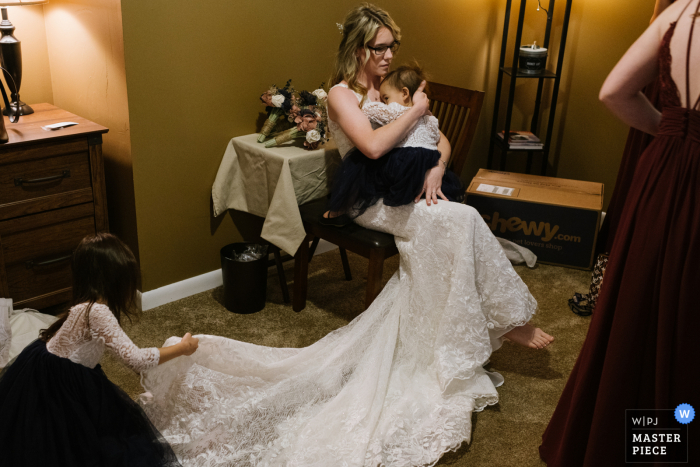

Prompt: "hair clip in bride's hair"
[336,23,344,34]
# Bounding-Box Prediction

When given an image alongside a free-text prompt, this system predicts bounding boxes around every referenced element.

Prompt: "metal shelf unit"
[487,0,573,175]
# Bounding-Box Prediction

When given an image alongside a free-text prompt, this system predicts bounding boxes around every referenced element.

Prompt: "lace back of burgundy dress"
[540,3,700,466]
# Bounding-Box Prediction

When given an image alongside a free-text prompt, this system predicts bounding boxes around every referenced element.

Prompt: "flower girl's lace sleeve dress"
[0,302,181,467]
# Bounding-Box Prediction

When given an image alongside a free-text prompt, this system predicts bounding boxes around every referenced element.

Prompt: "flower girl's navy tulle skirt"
[0,340,181,467]
[328,147,465,217]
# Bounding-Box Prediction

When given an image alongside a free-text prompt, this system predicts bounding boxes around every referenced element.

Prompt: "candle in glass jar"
[519,43,548,74]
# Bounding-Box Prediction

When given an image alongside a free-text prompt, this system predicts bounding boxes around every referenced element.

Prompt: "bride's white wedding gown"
[140,86,537,467]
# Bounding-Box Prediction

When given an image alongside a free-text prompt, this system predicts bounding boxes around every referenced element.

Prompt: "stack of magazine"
[497,130,544,150]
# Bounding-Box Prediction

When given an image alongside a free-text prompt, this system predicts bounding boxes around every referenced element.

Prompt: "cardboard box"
[465,169,603,269]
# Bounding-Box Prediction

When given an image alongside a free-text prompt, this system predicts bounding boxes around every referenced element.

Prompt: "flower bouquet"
[265,86,329,150]
[258,79,294,143]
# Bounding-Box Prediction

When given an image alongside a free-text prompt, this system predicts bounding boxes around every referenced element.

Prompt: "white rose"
[312,88,328,100]
[306,129,321,142]
[271,94,285,107]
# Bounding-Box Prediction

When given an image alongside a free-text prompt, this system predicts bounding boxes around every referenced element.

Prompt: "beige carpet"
[105,248,592,467]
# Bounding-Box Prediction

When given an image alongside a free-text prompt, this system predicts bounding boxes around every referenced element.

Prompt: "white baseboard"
[141,269,223,311]
[141,240,338,311]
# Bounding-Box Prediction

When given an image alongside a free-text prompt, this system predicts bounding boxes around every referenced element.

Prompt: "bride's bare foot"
[504,323,554,349]
[323,210,342,219]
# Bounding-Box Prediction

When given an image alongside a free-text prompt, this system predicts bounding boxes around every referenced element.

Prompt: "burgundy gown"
[595,86,659,255]
[540,4,700,466]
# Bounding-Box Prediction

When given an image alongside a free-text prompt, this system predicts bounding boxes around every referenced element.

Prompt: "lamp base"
[3,100,33,116]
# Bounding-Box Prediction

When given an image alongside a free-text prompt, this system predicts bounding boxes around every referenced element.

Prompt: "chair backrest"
[426,82,485,176]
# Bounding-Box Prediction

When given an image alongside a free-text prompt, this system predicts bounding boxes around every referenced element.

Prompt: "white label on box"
[476,183,514,196]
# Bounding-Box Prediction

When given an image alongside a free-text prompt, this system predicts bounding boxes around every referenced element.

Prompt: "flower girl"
[0,233,197,467]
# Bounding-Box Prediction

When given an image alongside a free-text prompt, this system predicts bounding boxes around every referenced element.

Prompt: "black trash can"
[220,242,269,314]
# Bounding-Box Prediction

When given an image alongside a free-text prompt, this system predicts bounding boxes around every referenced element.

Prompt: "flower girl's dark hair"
[40,233,141,342]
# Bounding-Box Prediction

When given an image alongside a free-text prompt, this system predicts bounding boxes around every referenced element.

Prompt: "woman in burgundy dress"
[540,1,700,465]
[595,0,676,256]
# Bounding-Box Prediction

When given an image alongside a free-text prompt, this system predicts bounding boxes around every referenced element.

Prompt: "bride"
[140,4,554,466]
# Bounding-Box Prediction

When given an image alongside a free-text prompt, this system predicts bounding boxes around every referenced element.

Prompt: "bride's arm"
[328,82,431,160]
[415,130,452,206]
[437,130,451,167]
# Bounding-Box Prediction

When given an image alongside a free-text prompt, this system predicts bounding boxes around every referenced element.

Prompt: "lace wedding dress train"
[140,200,536,467]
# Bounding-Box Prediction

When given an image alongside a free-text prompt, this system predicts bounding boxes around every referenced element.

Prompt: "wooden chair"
[292,82,485,312]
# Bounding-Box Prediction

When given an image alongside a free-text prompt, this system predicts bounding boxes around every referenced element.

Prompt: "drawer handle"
[14,170,71,186]
[26,254,73,269]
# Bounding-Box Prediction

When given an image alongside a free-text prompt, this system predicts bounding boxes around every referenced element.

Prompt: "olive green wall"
[554,0,653,187]
[120,0,654,291]
[43,0,139,265]
[1,1,139,264]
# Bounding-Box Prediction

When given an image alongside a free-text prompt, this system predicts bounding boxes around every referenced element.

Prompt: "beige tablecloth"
[212,134,341,255]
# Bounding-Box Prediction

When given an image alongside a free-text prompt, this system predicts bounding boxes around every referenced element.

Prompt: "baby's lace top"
[328,84,441,158]
[46,302,159,372]
[362,101,440,150]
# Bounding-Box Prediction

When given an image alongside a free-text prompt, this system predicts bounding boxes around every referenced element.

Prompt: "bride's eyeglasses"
[367,41,400,56]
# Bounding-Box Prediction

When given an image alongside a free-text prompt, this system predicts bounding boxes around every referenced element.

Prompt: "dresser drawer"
[6,254,75,304]
[0,204,95,304]
[0,203,95,264]
[0,150,93,220]
[0,138,88,164]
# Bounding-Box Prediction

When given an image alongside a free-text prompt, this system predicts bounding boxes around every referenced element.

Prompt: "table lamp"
[0,0,48,116]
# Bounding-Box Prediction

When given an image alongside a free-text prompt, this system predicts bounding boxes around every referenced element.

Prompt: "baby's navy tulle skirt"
[327,146,465,217]
[0,340,181,467]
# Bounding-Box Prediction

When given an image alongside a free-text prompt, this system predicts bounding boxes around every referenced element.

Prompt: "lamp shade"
[0,1,48,5]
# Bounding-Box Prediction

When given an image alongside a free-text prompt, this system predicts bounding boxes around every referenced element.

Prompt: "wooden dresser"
[0,104,109,310]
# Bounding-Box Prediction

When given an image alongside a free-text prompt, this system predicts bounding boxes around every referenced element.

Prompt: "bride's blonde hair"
[331,3,401,106]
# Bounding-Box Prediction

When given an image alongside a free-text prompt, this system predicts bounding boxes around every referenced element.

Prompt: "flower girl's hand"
[180,333,199,356]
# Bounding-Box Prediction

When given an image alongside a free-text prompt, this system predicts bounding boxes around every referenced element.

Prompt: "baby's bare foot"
[504,323,554,349]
